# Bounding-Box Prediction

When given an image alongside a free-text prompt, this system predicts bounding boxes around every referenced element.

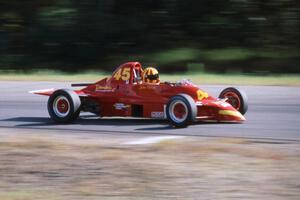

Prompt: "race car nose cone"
[218,110,246,121]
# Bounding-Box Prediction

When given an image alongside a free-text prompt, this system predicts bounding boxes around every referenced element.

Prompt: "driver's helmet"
[142,67,160,84]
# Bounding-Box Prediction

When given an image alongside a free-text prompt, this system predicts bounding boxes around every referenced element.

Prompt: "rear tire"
[48,89,81,123]
[166,94,197,128]
[219,87,248,114]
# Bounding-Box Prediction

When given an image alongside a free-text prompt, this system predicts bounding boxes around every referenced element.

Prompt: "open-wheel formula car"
[31,62,248,128]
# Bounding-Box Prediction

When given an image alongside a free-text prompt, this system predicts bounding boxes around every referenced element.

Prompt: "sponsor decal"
[113,103,130,110]
[95,85,114,92]
[139,85,156,90]
[151,111,164,119]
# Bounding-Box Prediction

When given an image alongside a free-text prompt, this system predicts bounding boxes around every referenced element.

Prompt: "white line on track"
[124,136,185,145]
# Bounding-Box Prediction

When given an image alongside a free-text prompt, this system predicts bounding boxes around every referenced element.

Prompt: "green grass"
[144,47,300,64]
[145,48,199,64]
[0,70,299,86]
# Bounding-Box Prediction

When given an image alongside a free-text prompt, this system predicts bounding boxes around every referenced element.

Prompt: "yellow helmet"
[142,67,160,84]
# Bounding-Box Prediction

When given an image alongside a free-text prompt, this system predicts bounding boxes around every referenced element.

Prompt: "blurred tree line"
[0,0,299,73]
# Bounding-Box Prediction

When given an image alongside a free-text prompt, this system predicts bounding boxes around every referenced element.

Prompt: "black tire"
[48,89,81,123]
[219,87,248,115]
[166,94,197,128]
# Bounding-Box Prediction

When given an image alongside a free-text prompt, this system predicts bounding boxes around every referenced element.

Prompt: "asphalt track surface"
[1,81,300,141]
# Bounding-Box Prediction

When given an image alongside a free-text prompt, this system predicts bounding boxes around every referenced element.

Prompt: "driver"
[142,67,160,84]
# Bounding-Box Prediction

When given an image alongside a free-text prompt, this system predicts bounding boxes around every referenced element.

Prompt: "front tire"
[219,87,248,114]
[48,89,81,123]
[166,94,197,128]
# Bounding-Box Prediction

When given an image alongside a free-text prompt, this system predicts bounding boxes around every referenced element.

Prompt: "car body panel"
[31,62,246,122]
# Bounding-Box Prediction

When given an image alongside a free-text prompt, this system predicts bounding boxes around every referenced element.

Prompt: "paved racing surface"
[1,81,300,141]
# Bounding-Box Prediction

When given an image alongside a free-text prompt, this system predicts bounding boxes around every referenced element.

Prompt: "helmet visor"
[146,74,159,80]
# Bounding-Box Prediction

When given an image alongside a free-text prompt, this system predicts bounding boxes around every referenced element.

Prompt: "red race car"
[31,62,248,128]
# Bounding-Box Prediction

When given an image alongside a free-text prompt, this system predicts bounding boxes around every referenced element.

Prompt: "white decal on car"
[151,112,164,119]
[114,103,130,110]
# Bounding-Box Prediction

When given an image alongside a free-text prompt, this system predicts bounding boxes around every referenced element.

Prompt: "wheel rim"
[169,100,188,123]
[53,96,70,117]
[224,92,241,110]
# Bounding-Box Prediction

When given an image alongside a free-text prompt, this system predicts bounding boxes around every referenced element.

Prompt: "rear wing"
[29,88,55,96]
[29,83,92,96]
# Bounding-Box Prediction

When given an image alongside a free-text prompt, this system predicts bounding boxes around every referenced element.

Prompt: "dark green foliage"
[0,0,299,73]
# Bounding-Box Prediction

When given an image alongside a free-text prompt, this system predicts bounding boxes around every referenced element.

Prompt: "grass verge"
[0,129,300,200]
